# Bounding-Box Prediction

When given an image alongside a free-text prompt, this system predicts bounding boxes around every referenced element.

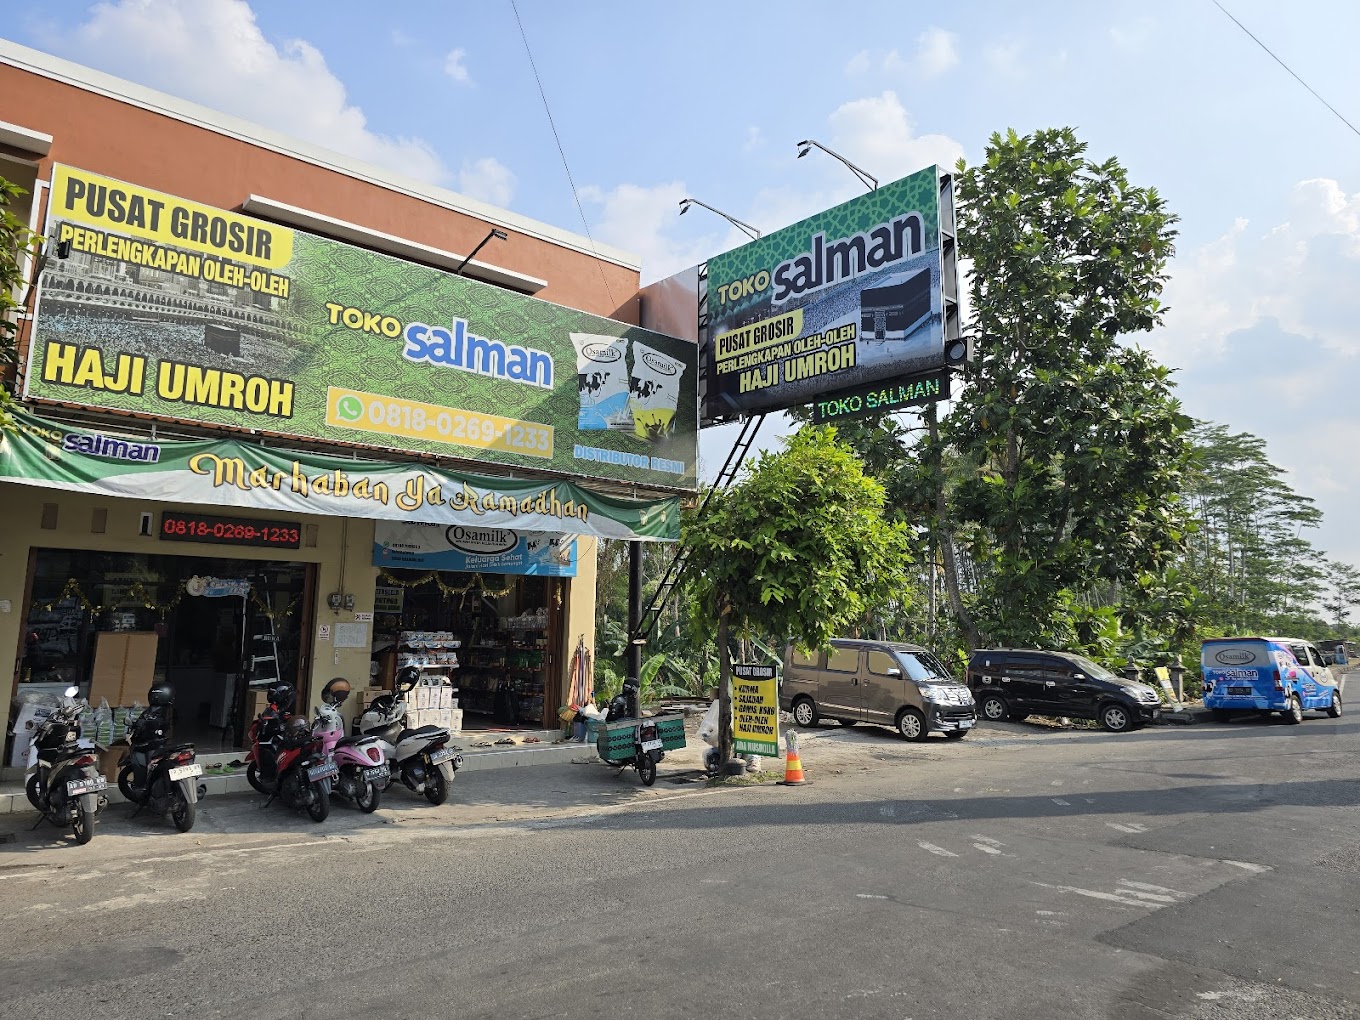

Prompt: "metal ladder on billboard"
[630,412,765,645]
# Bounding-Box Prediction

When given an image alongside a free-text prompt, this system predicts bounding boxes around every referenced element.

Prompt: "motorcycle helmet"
[395,665,420,693]
[147,681,174,707]
[321,677,352,707]
[266,681,296,710]
[282,714,312,748]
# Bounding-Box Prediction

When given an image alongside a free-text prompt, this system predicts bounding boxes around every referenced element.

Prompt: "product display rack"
[504,624,549,727]
[459,643,506,717]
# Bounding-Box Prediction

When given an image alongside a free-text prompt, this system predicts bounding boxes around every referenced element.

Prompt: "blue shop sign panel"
[372,520,577,577]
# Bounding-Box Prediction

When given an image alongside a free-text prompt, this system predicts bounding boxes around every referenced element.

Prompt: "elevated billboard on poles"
[702,166,961,424]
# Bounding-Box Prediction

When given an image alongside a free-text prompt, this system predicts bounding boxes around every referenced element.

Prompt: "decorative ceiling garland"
[377,569,514,603]
[36,577,301,622]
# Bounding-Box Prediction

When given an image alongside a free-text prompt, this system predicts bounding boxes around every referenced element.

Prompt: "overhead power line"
[1211,0,1360,141]
[509,0,617,309]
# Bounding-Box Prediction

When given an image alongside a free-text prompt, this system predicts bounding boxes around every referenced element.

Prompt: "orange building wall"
[0,63,640,323]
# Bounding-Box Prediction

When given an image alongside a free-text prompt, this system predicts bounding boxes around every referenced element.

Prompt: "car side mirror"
[887,668,901,677]
[1073,673,1084,680]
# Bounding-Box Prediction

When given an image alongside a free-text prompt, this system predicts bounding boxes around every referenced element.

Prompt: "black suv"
[965,649,1162,733]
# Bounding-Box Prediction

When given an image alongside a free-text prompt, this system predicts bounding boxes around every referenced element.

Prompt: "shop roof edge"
[0,39,643,273]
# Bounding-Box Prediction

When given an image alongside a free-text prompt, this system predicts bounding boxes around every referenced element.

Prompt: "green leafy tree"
[945,127,1192,648]
[684,427,911,765]
[1,175,39,427]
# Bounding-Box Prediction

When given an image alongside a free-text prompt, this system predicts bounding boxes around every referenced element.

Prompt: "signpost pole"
[627,542,643,714]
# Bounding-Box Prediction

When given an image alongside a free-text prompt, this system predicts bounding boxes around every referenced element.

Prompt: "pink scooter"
[312,678,388,813]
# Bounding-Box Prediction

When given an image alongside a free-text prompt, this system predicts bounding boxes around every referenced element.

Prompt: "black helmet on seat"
[282,715,312,747]
[266,681,296,710]
[147,681,174,707]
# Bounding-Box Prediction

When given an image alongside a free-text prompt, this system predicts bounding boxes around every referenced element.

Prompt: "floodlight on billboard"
[700,165,961,425]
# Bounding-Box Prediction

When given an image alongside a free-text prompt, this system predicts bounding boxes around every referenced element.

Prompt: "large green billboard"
[704,166,953,422]
[24,165,698,490]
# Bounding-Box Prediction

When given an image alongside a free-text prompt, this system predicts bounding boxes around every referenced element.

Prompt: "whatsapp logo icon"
[335,395,365,422]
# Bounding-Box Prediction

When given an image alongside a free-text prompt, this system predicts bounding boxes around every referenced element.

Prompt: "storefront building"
[0,41,695,767]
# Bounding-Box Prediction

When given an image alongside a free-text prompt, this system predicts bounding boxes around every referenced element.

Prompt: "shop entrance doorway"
[15,549,313,754]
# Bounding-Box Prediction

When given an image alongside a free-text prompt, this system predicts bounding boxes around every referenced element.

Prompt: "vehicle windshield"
[896,650,956,683]
[1065,654,1122,683]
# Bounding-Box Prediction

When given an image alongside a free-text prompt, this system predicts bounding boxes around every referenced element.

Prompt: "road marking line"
[1222,860,1272,873]
[1118,880,1186,896]
[972,843,1003,855]
[1106,822,1144,834]
[1115,889,1179,904]
[1050,780,1064,786]
[1029,881,1162,907]
[970,834,1006,847]
[1052,798,1071,806]
[917,841,959,857]
[856,894,888,899]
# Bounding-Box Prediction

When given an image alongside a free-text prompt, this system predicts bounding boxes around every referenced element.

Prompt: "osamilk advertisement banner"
[0,410,681,542]
[704,166,944,421]
[25,165,698,490]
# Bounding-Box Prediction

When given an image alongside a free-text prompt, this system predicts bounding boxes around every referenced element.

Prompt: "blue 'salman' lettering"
[402,317,554,389]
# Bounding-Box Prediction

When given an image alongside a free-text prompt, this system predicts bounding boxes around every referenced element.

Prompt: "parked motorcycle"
[312,678,386,812]
[358,666,461,805]
[25,685,107,844]
[116,682,200,832]
[244,681,334,823]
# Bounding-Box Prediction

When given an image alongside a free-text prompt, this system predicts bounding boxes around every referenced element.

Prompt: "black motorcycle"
[25,686,107,844]
[117,685,200,832]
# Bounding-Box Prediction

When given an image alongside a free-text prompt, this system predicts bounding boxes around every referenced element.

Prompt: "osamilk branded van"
[1201,637,1342,724]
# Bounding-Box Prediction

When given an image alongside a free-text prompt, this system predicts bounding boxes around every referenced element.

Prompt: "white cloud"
[915,28,959,77]
[443,47,471,83]
[845,49,874,75]
[581,181,719,285]
[826,91,965,180]
[1151,177,1360,567]
[457,157,516,207]
[57,0,449,185]
[984,39,1026,77]
[744,126,764,152]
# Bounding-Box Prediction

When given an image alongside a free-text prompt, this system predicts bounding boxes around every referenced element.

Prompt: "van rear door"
[1202,641,1277,707]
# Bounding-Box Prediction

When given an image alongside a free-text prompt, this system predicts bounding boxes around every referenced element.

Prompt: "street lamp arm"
[795,139,878,191]
[677,198,761,240]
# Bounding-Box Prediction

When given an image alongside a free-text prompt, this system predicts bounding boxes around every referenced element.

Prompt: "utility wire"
[1211,0,1360,141]
[509,0,617,310]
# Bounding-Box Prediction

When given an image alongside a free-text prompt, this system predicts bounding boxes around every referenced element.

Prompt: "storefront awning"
[0,409,680,542]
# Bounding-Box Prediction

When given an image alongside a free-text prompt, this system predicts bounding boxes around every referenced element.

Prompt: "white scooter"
[358,667,462,805]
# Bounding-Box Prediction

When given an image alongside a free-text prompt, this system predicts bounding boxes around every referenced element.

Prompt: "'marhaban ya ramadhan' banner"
[24,165,698,490]
[0,409,680,542]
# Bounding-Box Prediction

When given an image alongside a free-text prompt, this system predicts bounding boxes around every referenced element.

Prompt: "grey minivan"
[779,639,978,741]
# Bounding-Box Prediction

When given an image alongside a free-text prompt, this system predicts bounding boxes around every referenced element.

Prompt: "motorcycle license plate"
[428,748,456,765]
[66,776,107,796]
[363,766,389,781]
[167,764,202,782]
[307,763,339,783]
[640,738,663,752]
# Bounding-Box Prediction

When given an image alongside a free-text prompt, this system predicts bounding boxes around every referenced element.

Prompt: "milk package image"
[628,342,687,440]
[572,333,631,430]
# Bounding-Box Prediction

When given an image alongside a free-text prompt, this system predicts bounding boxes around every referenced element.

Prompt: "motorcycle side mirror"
[63,685,79,698]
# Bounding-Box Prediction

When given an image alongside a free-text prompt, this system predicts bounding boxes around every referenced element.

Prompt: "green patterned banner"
[0,409,681,542]
[704,166,944,420]
[24,165,698,490]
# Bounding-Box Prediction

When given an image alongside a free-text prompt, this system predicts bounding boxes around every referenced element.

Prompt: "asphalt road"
[2,709,1359,1020]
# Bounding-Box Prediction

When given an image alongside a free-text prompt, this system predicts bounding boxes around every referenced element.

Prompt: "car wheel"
[896,708,928,742]
[836,718,857,727]
[1327,692,1343,719]
[1099,702,1134,733]
[1282,695,1303,725]
[1211,709,1233,723]
[792,697,819,728]
[944,730,968,740]
[980,695,1009,722]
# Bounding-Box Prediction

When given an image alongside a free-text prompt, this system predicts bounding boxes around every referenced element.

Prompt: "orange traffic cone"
[780,750,806,786]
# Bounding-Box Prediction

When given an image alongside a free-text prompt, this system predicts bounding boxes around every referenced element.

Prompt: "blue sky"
[7,0,1360,571]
